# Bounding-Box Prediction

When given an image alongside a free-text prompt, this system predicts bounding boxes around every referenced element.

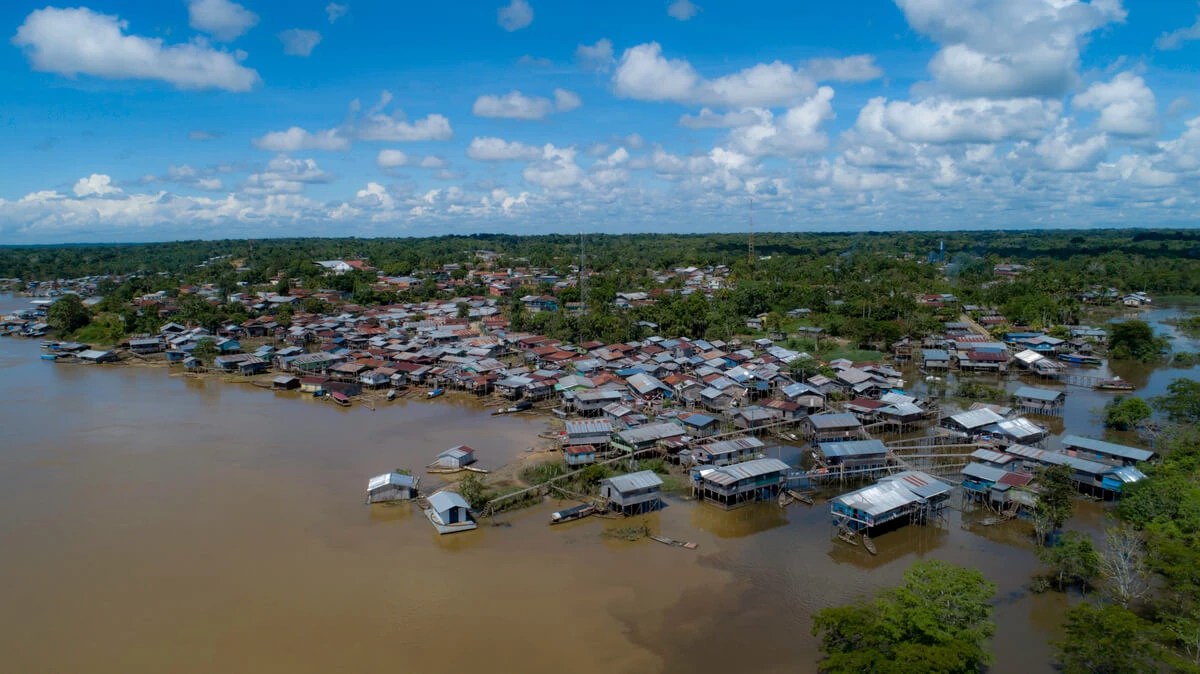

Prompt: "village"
[0,252,1162,550]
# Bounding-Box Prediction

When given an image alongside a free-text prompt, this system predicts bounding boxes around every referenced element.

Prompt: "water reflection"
[689,500,789,538]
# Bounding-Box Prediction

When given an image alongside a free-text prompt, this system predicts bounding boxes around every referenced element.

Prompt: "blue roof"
[819,439,887,458]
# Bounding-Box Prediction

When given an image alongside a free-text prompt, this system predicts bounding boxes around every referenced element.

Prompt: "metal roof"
[880,470,954,500]
[808,413,862,430]
[615,423,683,445]
[565,420,613,436]
[1013,386,1065,402]
[833,480,921,517]
[1061,435,1155,462]
[368,472,416,490]
[1106,466,1147,484]
[948,408,1005,429]
[993,417,1046,440]
[602,470,663,493]
[427,491,469,512]
[702,458,790,486]
[699,437,765,457]
[438,445,474,459]
[1004,444,1111,475]
[961,462,1008,483]
[970,448,1015,464]
[881,402,924,417]
[818,439,887,458]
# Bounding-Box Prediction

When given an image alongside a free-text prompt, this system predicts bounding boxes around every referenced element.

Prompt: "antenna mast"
[747,198,755,264]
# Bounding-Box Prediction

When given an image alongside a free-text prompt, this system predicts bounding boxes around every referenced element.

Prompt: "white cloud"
[895,0,1126,98]
[679,108,765,128]
[881,97,1061,143]
[197,178,224,191]
[804,55,883,82]
[467,137,541,160]
[523,145,583,189]
[13,7,260,92]
[614,42,815,107]
[1098,154,1177,187]
[1156,13,1200,50]
[1034,123,1108,171]
[420,156,448,168]
[725,87,836,156]
[253,126,350,152]
[356,91,453,141]
[472,89,581,119]
[376,149,408,168]
[498,0,533,31]
[279,29,322,57]
[355,182,395,210]
[186,0,259,42]
[1073,72,1158,137]
[1167,96,1192,117]
[326,3,349,23]
[576,39,615,72]
[74,174,121,197]
[244,156,334,194]
[668,0,699,21]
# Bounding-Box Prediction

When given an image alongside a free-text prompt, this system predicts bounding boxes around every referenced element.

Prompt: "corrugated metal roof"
[700,437,765,456]
[994,418,1045,439]
[602,470,663,492]
[819,439,887,458]
[368,472,416,490]
[833,480,920,517]
[948,408,1005,429]
[615,423,683,445]
[1013,386,1064,402]
[565,419,613,436]
[702,458,790,486]
[427,491,469,512]
[808,413,861,430]
[1061,435,1154,462]
[1005,444,1111,475]
[882,470,954,500]
[961,462,1008,483]
[970,448,1014,464]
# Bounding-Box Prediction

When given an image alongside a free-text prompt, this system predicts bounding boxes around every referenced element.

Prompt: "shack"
[1061,434,1155,467]
[432,445,476,469]
[599,471,663,515]
[922,349,950,370]
[1013,386,1066,416]
[692,436,765,466]
[129,337,164,354]
[960,463,1035,512]
[366,471,419,503]
[817,439,888,471]
[563,419,613,448]
[564,444,598,467]
[272,375,300,390]
[804,412,864,442]
[693,457,790,508]
[424,491,477,534]
[611,423,684,453]
[77,349,118,363]
[1004,444,1135,498]
[830,470,952,534]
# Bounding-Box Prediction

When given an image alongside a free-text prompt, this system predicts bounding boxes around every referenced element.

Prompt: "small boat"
[513,401,533,412]
[1057,352,1103,366]
[330,391,352,407]
[862,533,878,556]
[550,503,596,525]
[40,353,59,361]
[787,489,814,505]
[427,388,444,399]
[386,389,396,401]
[1095,376,1135,391]
[650,535,698,549]
[39,340,55,348]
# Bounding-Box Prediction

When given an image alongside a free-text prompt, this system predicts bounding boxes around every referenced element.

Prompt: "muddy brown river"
[2,295,1195,673]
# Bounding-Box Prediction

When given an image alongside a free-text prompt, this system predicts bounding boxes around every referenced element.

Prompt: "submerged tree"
[1104,396,1152,431]
[812,559,996,673]
[1033,464,1076,546]
[1037,531,1100,595]
[1099,524,1150,608]
[1108,320,1166,362]
[1055,603,1158,674]
[1152,378,1200,426]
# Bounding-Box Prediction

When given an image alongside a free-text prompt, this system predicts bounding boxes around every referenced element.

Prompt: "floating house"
[692,458,790,509]
[830,470,952,534]
[1061,434,1155,467]
[431,445,476,469]
[564,444,598,467]
[599,471,663,515]
[988,418,1049,446]
[77,349,118,363]
[816,439,889,471]
[366,471,419,503]
[692,436,766,466]
[424,491,477,534]
[804,412,864,442]
[1013,386,1066,416]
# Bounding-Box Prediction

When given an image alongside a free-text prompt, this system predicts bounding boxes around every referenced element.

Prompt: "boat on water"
[426,388,444,399]
[386,389,396,401]
[492,400,533,415]
[39,353,59,361]
[1095,377,1135,391]
[330,391,352,407]
[1057,352,1103,366]
[550,503,596,525]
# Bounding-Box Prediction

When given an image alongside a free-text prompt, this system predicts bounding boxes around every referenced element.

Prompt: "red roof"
[998,472,1034,487]
[564,444,596,455]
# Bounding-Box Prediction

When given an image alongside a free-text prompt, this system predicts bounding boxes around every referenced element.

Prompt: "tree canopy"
[47,294,91,334]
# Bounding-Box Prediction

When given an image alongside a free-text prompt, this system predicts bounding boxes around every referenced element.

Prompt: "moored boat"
[1095,376,1135,391]
[331,391,352,407]
[1057,352,1103,366]
[386,389,396,401]
[427,388,444,399]
[550,503,596,525]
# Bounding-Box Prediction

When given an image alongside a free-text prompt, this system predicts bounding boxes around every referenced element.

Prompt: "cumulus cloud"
[523,145,583,189]
[355,91,453,141]
[186,0,259,42]
[326,2,349,23]
[13,7,260,92]
[74,174,121,197]
[467,137,541,160]
[420,156,448,168]
[472,89,582,119]
[1034,123,1108,171]
[498,0,533,31]
[376,149,408,168]
[679,108,766,128]
[1073,72,1158,137]
[253,127,350,152]
[279,29,322,57]
[1156,13,1200,50]
[880,96,1061,143]
[804,55,883,82]
[244,155,334,194]
[668,0,699,21]
[355,182,395,210]
[576,39,615,72]
[895,0,1126,98]
[614,42,815,107]
[725,87,837,156]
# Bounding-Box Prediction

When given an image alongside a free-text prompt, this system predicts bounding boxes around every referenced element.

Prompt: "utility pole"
[747,197,755,264]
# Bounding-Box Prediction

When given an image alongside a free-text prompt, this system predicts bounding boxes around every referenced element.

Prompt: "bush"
[1104,396,1151,431]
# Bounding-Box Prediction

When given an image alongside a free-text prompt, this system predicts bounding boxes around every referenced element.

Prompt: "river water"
[1,294,1195,674]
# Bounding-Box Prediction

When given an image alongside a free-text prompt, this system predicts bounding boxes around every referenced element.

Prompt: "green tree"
[1038,531,1100,594]
[274,278,290,296]
[812,559,996,674]
[1109,320,1166,362]
[1034,464,1076,546]
[456,302,470,319]
[1105,396,1152,431]
[1055,603,1158,674]
[47,294,91,334]
[192,337,218,365]
[275,303,294,328]
[1152,378,1200,425]
[456,473,488,511]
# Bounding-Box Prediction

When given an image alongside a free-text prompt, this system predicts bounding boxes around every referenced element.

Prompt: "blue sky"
[2,0,1200,243]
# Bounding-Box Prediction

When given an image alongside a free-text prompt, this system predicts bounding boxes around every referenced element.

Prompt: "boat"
[426,388,444,399]
[423,492,477,535]
[1095,376,1135,391]
[386,389,396,401]
[1057,352,1103,366]
[787,489,814,505]
[550,503,596,525]
[39,353,59,361]
[862,533,878,556]
[330,391,352,407]
[513,401,533,412]
[650,535,698,549]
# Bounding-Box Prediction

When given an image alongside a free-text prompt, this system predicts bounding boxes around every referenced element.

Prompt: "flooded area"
[1,294,1194,674]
